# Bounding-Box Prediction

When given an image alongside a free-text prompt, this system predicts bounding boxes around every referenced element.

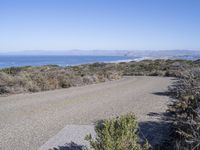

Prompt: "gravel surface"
[0,76,173,150]
[38,125,95,150]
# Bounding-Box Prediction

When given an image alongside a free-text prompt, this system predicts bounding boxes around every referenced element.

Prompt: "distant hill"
[0,50,129,56]
[0,50,200,60]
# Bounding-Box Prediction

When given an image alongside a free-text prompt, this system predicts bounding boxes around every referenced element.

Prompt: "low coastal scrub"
[85,114,149,150]
[169,68,200,150]
[0,64,121,95]
[1,59,199,95]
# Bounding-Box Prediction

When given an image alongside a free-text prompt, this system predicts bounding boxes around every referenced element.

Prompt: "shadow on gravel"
[137,91,174,150]
[50,89,174,150]
[152,91,171,97]
[50,142,85,150]
[139,120,172,150]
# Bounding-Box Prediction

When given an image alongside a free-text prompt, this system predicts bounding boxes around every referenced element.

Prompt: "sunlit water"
[0,55,134,68]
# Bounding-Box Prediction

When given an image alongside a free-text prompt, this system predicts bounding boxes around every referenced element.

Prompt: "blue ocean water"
[0,55,133,68]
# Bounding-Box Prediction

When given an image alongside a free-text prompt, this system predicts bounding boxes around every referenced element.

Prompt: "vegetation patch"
[168,68,200,150]
[85,114,149,150]
[1,59,200,95]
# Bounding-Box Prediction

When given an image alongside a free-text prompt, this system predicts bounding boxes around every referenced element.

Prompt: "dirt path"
[0,76,173,150]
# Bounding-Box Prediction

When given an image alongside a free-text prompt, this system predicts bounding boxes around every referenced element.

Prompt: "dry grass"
[0,64,122,95]
[0,59,199,95]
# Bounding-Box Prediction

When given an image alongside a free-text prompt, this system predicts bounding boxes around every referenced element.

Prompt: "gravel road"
[0,76,173,150]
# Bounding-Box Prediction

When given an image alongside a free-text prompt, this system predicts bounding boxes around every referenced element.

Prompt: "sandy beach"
[0,76,173,150]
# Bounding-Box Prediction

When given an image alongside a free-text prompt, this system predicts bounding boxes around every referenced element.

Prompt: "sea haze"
[0,55,132,68]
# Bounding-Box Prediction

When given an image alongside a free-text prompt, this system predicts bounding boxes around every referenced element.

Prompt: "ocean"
[0,55,133,68]
[0,54,198,69]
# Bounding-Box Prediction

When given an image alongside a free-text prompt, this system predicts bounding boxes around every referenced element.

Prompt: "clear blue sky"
[0,0,200,51]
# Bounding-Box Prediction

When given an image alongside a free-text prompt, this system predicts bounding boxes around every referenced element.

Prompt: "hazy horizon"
[1,49,200,53]
[1,49,200,58]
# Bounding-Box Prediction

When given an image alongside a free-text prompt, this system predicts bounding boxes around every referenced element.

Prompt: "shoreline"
[0,55,199,69]
[0,55,134,69]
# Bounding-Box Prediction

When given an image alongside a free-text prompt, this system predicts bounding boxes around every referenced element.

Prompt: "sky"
[0,0,200,51]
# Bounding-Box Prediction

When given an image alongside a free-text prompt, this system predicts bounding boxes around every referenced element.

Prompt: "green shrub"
[85,114,149,150]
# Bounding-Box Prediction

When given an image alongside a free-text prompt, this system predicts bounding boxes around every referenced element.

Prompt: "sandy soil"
[0,76,173,150]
